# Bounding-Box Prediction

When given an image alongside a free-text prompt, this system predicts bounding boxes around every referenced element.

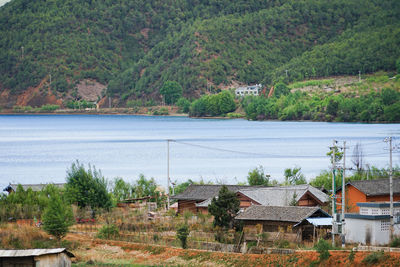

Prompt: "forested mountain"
[0,0,399,107]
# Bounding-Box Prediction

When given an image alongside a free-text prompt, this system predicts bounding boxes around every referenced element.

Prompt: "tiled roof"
[235,205,329,223]
[238,184,328,206]
[171,184,265,201]
[339,178,400,196]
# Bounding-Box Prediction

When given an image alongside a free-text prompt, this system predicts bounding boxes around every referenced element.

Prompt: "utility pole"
[332,140,336,247]
[21,46,24,59]
[167,139,171,210]
[341,141,346,248]
[385,137,393,242]
[285,70,288,77]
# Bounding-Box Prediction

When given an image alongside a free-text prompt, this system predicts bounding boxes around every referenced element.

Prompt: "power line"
[172,140,390,159]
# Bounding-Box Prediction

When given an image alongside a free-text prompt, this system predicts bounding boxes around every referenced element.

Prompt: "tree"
[208,185,239,229]
[176,97,191,113]
[352,143,364,173]
[65,161,112,211]
[42,190,73,240]
[218,90,236,114]
[284,167,307,185]
[274,82,290,98]
[160,81,183,105]
[247,166,271,186]
[176,224,190,249]
[112,177,133,202]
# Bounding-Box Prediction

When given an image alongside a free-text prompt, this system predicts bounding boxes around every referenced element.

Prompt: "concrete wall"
[346,218,400,246]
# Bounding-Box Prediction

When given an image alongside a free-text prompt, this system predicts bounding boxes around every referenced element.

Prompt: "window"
[360,208,369,215]
[381,220,390,231]
[371,209,379,215]
[382,209,390,215]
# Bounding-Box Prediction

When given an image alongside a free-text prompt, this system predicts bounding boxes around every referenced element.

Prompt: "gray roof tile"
[339,178,400,196]
[235,205,329,222]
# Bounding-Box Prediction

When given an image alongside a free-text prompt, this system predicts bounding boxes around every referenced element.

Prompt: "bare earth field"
[66,232,400,267]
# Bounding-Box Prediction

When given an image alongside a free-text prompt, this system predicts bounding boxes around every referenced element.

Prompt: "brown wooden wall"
[297,192,323,207]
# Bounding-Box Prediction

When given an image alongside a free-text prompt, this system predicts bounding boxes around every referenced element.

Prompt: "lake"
[0,114,399,190]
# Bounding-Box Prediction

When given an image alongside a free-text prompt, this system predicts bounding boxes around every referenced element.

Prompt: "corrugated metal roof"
[0,248,74,258]
[306,217,333,226]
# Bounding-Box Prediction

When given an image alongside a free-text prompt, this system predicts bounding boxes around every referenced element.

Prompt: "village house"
[171,184,329,214]
[235,205,331,242]
[345,202,400,246]
[336,178,400,213]
[3,183,65,194]
[0,248,74,267]
[235,84,262,97]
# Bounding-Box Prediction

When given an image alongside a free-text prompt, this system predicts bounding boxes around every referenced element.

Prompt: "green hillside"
[0,0,399,106]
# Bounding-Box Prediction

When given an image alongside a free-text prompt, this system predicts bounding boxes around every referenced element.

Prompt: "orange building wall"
[337,185,400,213]
[336,185,366,213]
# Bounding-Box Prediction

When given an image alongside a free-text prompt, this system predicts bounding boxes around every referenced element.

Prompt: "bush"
[362,251,387,265]
[390,237,400,247]
[96,224,119,239]
[348,250,355,263]
[275,239,289,248]
[314,238,331,261]
[176,224,190,249]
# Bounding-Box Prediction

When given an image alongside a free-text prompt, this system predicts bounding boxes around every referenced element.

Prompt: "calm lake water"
[0,114,399,190]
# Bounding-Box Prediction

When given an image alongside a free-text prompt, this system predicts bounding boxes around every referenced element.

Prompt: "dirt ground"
[66,233,400,266]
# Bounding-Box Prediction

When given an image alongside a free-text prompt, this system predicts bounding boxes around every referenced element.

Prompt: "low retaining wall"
[355,245,400,252]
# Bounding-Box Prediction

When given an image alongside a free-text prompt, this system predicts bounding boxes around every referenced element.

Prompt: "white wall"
[346,218,400,246]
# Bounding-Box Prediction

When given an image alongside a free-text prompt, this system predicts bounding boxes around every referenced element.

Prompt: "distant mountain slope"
[0,0,399,107]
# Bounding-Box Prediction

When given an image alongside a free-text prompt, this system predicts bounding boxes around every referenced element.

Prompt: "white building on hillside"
[235,84,262,97]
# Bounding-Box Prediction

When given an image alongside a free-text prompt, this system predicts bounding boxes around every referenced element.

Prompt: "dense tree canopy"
[65,161,112,211]
[0,0,398,106]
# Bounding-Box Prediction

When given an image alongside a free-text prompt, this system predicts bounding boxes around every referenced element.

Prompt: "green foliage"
[284,167,306,185]
[96,224,120,239]
[0,0,399,106]
[274,82,290,98]
[314,238,331,261]
[112,177,133,202]
[176,224,190,249]
[160,81,183,105]
[208,185,240,229]
[362,251,387,265]
[65,161,112,211]
[348,250,356,263]
[396,58,400,73]
[289,79,335,89]
[247,166,271,186]
[42,191,74,240]
[242,78,400,122]
[189,91,236,117]
[0,184,62,222]
[176,97,191,113]
[390,237,400,247]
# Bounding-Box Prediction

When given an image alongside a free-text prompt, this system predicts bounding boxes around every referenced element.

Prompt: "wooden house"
[172,184,328,214]
[235,205,331,242]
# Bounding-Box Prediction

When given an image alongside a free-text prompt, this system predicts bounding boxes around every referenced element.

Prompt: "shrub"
[314,238,331,261]
[275,239,289,248]
[96,224,119,239]
[362,251,387,265]
[390,237,400,247]
[348,250,355,263]
[176,224,190,249]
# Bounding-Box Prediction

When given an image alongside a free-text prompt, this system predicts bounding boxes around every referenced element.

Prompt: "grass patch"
[143,245,166,255]
[362,251,388,265]
[289,79,335,89]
